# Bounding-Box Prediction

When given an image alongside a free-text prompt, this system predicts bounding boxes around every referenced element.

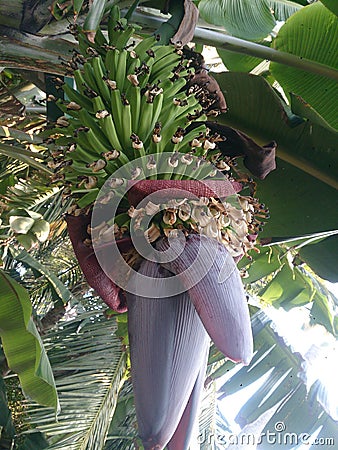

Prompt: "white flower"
[219,213,231,228]
[127,74,139,86]
[131,167,142,179]
[203,139,216,150]
[202,219,219,239]
[108,178,124,188]
[144,223,161,243]
[95,110,109,119]
[181,153,194,165]
[128,206,145,219]
[191,197,209,206]
[163,210,177,225]
[191,206,212,227]
[167,198,186,208]
[190,138,202,147]
[145,201,161,216]
[178,203,191,221]
[146,156,157,170]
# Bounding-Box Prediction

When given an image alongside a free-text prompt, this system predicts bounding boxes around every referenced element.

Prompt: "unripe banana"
[62,84,93,113]
[115,49,127,92]
[100,113,122,151]
[91,56,111,103]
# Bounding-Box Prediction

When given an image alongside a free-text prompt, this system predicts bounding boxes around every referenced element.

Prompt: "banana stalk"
[126,259,210,449]
[156,234,253,365]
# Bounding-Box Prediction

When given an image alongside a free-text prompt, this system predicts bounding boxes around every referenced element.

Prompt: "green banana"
[115,25,135,50]
[107,4,121,45]
[100,113,122,151]
[62,84,93,113]
[159,77,187,100]
[110,88,123,139]
[121,100,132,150]
[132,35,157,60]
[77,108,109,145]
[128,85,141,132]
[92,95,106,112]
[73,69,87,95]
[149,53,182,83]
[115,49,127,92]
[66,143,98,164]
[145,93,163,145]
[83,62,99,94]
[105,49,117,80]
[85,128,112,154]
[137,96,153,142]
[91,56,111,103]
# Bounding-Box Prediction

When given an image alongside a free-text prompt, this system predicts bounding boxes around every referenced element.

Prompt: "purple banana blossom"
[166,347,209,449]
[126,259,210,449]
[156,234,253,365]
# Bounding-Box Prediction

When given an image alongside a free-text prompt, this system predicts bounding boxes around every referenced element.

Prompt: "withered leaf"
[171,0,199,47]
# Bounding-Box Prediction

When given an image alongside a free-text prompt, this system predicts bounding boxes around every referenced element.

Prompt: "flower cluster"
[126,195,268,259]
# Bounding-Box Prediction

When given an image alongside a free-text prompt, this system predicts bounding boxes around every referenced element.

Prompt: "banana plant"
[0,0,336,449]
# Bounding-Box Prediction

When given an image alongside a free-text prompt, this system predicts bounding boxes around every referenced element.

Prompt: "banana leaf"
[321,0,338,16]
[0,270,59,410]
[271,2,338,130]
[198,0,276,41]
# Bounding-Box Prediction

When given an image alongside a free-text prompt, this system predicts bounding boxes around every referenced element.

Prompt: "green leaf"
[16,431,48,450]
[240,246,282,284]
[217,47,264,72]
[258,262,311,308]
[22,311,127,449]
[0,376,15,440]
[16,232,38,251]
[290,92,337,132]
[320,0,338,16]
[0,142,52,175]
[0,270,59,410]
[299,235,338,282]
[83,0,108,33]
[310,286,337,335]
[9,249,73,304]
[73,0,85,16]
[268,0,303,21]
[270,2,338,130]
[198,0,276,40]
[213,72,338,188]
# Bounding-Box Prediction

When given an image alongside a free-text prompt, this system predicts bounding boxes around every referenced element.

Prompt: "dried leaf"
[171,0,199,46]
[206,121,277,179]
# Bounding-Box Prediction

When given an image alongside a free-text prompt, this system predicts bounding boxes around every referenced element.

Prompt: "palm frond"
[216,309,337,448]
[21,310,127,450]
[198,381,218,450]
[104,380,138,450]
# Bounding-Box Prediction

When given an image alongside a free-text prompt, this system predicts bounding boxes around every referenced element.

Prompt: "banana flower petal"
[126,260,210,449]
[156,234,253,365]
[167,347,209,450]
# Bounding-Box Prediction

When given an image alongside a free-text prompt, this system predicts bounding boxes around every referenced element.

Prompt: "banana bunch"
[51,5,216,209]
